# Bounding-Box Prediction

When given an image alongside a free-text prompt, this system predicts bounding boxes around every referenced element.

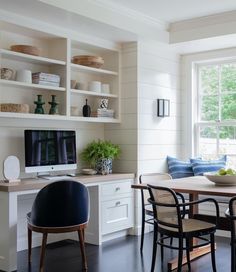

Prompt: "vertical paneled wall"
[137,41,183,175]
[105,42,138,174]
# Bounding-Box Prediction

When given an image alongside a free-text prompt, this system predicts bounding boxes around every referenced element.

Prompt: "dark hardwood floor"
[18,234,230,272]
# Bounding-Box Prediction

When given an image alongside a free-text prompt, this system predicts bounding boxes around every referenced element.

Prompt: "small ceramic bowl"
[0,68,14,80]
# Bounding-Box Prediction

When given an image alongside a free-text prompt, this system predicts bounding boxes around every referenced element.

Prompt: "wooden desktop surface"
[0,173,135,192]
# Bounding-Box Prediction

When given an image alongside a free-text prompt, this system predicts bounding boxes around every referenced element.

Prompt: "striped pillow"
[167,156,194,179]
[190,156,227,176]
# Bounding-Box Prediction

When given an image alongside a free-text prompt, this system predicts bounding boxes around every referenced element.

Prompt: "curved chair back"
[139,173,172,205]
[30,180,89,227]
[147,185,182,232]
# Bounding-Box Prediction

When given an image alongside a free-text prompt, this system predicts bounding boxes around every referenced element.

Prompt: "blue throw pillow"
[190,156,227,176]
[167,156,194,179]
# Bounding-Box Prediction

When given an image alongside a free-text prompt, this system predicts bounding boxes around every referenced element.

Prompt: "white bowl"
[204,173,236,186]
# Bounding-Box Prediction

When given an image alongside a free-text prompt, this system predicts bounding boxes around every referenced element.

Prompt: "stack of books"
[32,72,60,87]
[97,109,114,118]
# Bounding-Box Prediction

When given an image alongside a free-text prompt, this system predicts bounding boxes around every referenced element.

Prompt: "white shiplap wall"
[137,41,183,175]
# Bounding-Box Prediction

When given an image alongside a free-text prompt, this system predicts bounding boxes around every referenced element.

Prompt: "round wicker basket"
[72,55,104,68]
[10,45,40,56]
[0,103,30,113]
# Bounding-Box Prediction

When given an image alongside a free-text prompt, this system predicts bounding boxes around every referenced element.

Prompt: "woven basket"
[72,55,104,68]
[0,103,30,113]
[10,45,40,56]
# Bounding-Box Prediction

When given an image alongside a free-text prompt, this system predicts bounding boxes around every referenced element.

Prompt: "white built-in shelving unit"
[0,21,120,124]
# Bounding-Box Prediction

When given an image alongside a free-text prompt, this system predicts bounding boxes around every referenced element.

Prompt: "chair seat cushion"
[160,218,215,234]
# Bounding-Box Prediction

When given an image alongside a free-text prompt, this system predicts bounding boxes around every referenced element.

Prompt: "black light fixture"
[157,99,170,117]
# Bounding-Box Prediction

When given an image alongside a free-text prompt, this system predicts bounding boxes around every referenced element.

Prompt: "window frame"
[195,59,236,159]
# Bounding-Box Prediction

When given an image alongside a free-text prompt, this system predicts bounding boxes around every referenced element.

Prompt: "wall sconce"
[157,99,170,117]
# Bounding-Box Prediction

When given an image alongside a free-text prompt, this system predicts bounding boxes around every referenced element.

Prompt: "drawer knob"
[116,201,121,206]
[115,187,120,191]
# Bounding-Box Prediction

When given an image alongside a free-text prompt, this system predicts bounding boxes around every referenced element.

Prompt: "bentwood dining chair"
[27,179,90,272]
[225,196,236,272]
[139,173,172,252]
[147,184,219,272]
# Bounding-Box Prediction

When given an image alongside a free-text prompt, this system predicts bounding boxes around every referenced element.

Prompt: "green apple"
[218,168,227,176]
[226,168,236,175]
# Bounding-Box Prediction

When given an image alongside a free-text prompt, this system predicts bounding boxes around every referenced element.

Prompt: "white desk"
[0,173,135,272]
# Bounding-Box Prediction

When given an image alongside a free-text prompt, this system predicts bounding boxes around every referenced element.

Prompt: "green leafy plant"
[80,140,121,168]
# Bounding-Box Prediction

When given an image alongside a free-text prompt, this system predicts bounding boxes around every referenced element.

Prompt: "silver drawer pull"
[115,187,120,191]
[116,201,121,206]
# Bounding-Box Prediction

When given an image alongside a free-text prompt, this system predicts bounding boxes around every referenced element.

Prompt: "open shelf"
[0,79,66,92]
[70,63,118,76]
[0,112,120,123]
[70,89,118,98]
[0,49,66,66]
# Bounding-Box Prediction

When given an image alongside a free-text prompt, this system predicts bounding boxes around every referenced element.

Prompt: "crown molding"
[88,0,168,31]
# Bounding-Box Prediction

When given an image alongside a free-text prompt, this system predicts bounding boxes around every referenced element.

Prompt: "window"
[196,61,236,166]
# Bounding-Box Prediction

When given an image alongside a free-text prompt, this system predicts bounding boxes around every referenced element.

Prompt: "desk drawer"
[101,197,133,235]
[101,180,132,198]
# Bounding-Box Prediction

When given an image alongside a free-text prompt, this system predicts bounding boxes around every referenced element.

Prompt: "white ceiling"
[100,0,236,23]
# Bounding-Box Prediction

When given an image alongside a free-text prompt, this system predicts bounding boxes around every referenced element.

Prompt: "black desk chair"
[225,196,236,272]
[27,179,89,272]
[147,184,219,272]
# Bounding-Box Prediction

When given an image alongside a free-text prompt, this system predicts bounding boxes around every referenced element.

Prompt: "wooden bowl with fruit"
[204,168,236,186]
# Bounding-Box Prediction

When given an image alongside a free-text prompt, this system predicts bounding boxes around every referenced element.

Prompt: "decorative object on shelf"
[102,83,110,94]
[48,95,59,115]
[0,103,29,113]
[97,108,114,118]
[34,95,45,114]
[99,98,109,109]
[75,82,85,90]
[3,155,20,183]
[72,55,104,68]
[16,69,32,83]
[10,44,40,56]
[32,72,60,87]
[0,68,14,80]
[82,99,91,117]
[71,106,79,116]
[157,99,170,117]
[71,79,77,89]
[81,169,97,175]
[80,140,121,175]
[88,81,101,92]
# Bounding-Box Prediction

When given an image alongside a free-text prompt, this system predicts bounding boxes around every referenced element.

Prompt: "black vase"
[83,99,91,117]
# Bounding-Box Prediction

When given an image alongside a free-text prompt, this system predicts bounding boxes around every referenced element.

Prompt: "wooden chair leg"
[140,207,145,253]
[78,229,88,271]
[186,238,191,272]
[151,224,158,272]
[39,233,48,272]
[160,233,164,263]
[28,227,32,263]
[210,233,217,272]
[177,237,183,272]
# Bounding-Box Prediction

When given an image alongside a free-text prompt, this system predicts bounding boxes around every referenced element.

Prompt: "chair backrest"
[139,173,172,205]
[229,196,236,235]
[147,184,182,231]
[30,179,89,227]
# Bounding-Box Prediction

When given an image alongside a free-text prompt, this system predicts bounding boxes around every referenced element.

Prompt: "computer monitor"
[24,130,77,173]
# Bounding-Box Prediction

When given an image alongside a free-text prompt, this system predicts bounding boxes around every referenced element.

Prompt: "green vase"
[34,95,45,114]
[48,95,59,115]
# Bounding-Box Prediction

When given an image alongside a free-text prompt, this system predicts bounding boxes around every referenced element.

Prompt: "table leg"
[167,193,212,271]
[0,191,18,272]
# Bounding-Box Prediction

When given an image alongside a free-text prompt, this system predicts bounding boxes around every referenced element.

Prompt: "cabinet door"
[101,197,133,235]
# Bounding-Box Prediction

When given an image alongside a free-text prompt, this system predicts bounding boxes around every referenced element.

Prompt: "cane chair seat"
[159,218,215,234]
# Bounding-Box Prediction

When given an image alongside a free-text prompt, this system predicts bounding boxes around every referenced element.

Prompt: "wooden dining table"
[131,175,236,271]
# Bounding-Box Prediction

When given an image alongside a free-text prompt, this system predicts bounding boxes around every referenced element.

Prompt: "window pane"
[199,65,218,95]
[221,94,236,120]
[199,126,217,157]
[200,95,218,121]
[221,63,236,92]
[219,126,236,155]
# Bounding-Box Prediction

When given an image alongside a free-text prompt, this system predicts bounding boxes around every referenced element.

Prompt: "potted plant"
[80,140,121,174]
